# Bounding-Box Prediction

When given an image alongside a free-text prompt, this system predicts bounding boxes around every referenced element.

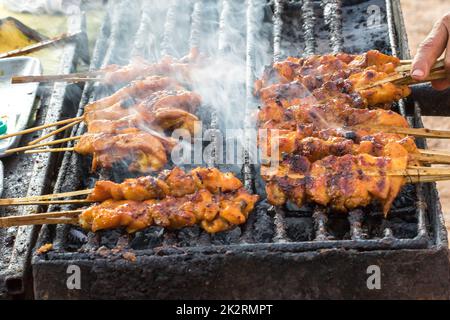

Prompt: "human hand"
[411,12,450,91]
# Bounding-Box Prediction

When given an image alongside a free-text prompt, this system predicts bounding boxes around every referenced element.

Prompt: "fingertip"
[431,79,450,91]
[411,69,426,80]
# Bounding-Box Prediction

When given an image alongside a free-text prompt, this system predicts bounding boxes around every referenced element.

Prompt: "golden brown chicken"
[74,128,175,172]
[87,167,244,202]
[79,188,259,234]
[348,67,411,106]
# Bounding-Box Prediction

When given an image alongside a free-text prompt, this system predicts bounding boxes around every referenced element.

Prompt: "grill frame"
[29,0,449,299]
[0,11,88,298]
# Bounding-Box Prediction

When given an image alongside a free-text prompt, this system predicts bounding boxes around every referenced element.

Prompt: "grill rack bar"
[301,0,316,56]
[322,0,344,53]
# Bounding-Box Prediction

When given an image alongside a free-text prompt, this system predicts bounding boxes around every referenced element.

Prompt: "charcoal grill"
[0,0,447,299]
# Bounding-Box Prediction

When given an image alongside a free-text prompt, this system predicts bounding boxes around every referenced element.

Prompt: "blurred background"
[400,0,450,237]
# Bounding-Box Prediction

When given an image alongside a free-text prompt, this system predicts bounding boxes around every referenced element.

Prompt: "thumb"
[411,17,448,80]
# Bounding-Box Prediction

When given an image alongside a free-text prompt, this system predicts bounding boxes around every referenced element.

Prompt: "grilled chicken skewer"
[256,50,446,108]
[0,167,259,234]
[11,49,201,85]
[0,167,243,203]
[261,143,410,215]
[2,61,201,144]
[0,188,259,234]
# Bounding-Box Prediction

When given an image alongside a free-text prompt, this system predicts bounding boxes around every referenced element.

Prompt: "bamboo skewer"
[0,210,82,228]
[412,153,450,164]
[0,32,81,59]
[0,189,93,205]
[24,147,74,154]
[359,68,448,90]
[0,199,95,206]
[0,116,83,142]
[355,125,450,139]
[12,72,106,84]
[396,58,444,72]
[6,136,82,154]
[28,119,82,145]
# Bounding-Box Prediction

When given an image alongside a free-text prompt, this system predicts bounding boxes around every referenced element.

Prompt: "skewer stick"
[12,72,105,84]
[0,116,83,141]
[356,125,450,139]
[0,211,82,228]
[262,167,450,179]
[24,147,74,154]
[6,136,82,154]
[419,148,450,156]
[359,68,447,90]
[0,32,81,59]
[0,188,93,205]
[0,199,95,206]
[396,58,444,72]
[28,119,82,145]
[408,175,450,183]
[412,152,450,164]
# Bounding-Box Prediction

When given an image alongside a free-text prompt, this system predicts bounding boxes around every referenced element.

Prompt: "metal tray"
[0,57,42,156]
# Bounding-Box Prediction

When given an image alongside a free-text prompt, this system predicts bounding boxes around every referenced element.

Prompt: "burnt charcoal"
[327,214,350,240]
[130,227,164,250]
[392,185,416,209]
[177,226,201,247]
[67,228,88,245]
[210,227,242,245]
[4,235,15,247]
[99,230,122,248]
[253,203,274,243]
[285,217,314,241]
[388,219,418,239]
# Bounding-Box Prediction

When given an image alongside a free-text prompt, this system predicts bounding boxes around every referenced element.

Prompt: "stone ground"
[400,0,450,238]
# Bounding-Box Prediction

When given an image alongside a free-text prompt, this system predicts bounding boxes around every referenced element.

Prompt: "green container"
[0,120,7,135]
